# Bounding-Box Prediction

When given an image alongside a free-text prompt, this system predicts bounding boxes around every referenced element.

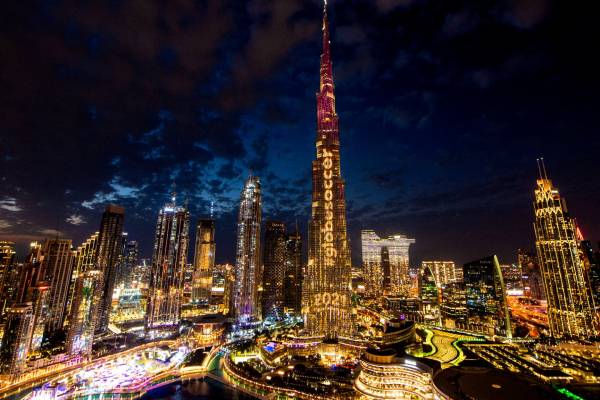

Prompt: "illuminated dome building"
[355,349,438,400]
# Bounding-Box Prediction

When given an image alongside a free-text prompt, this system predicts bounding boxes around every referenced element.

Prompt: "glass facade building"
[231,176,262,324]
[145,195,190,331]
[463,255,511,337]
[95,205,125,334]
[262,221,287,320]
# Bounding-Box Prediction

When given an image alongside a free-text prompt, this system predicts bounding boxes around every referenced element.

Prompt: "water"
[142,378,257,400]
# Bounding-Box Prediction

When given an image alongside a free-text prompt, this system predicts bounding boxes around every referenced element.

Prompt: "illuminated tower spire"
[303,0,354,339]
[317,0,338,140]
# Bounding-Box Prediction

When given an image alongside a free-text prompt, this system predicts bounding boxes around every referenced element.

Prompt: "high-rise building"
[284,228,302,314]
[14,242,48,353]
[146,195,190,331]
[95,205,125,333]
[440,282,467,330]
[303,2,354,339]
[231,176,262,324]
[419,264,440,325]
[500,263,524,295]
[421,261,458,288]
[131,258,151,289]
[74,233,99,275]
[0,303,34,376]
[117,240,138,289]
[533,166,598,339]
[220,264,235,316]
[192,219,216,305]
[580,240,600,310]
[17,241,44,303]
[67,233,99,323]
[463,255,511,337]
[0,241,17,319]
[28,282,50,353]
[361,230,415,298]
[518,249,544,300]
[42,239,75,334]
[262,221,287,320]
[66,270,103,358]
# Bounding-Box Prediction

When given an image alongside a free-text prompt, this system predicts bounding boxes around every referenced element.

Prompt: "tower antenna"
[171,182,177,204]
[210,201,214,219]
[540,157,548,179]
[536,158,543,179]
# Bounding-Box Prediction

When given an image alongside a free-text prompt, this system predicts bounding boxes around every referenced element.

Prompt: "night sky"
[1,0,599,267]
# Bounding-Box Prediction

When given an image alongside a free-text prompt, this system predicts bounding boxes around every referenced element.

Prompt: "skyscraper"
[231,176,262,324]
[500,263,523,294]
[262,221,287,320]
[421,261,458,288]
[463,255,511,337]
[15,241,48,353]
[361,230,415,298]
[117,240,138,289]
[16,241,44,304]
[518,249,544,300]
[28,282,50,353]
[284,227,302,314]
[533,165,598,339]
[95,205,125,333]
[146,194,190,331]
[419,264,441,325]
[0,241,17,319]
[74,233,99,275]
[579,240,600,311]
[67,233,99,323]
[42,239,75,334]
[66,270,103,358]
[0,303,34,376]
[192,219,216,304]
[303,2,354,339]
[440,282,467,330]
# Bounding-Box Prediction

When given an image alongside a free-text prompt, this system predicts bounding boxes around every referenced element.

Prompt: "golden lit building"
[533,164,598,339]
[421,261,458,288]
[0,241,17,320]
[192,218,216,305]
[303,2,354,339]
[355,349,437,400]
[361,230,415,298]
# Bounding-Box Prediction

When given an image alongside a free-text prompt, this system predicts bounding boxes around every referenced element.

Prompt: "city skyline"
[2,1,599,267]
[1,2,600,399]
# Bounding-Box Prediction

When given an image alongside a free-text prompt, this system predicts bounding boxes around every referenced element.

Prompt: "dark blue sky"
[1,0,599,266]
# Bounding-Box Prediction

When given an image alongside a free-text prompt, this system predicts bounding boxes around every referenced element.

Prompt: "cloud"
[66,214,86,226]
[38,228,63,237]
[0,197,22,212]
[375,0,418,13]
[442,10,480,37]
[508,0,549,29]
[220,0,318,109]
[82,178,146,209]
[0,219,12,230]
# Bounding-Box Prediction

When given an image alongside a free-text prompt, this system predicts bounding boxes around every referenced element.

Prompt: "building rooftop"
[434,366,562,400]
